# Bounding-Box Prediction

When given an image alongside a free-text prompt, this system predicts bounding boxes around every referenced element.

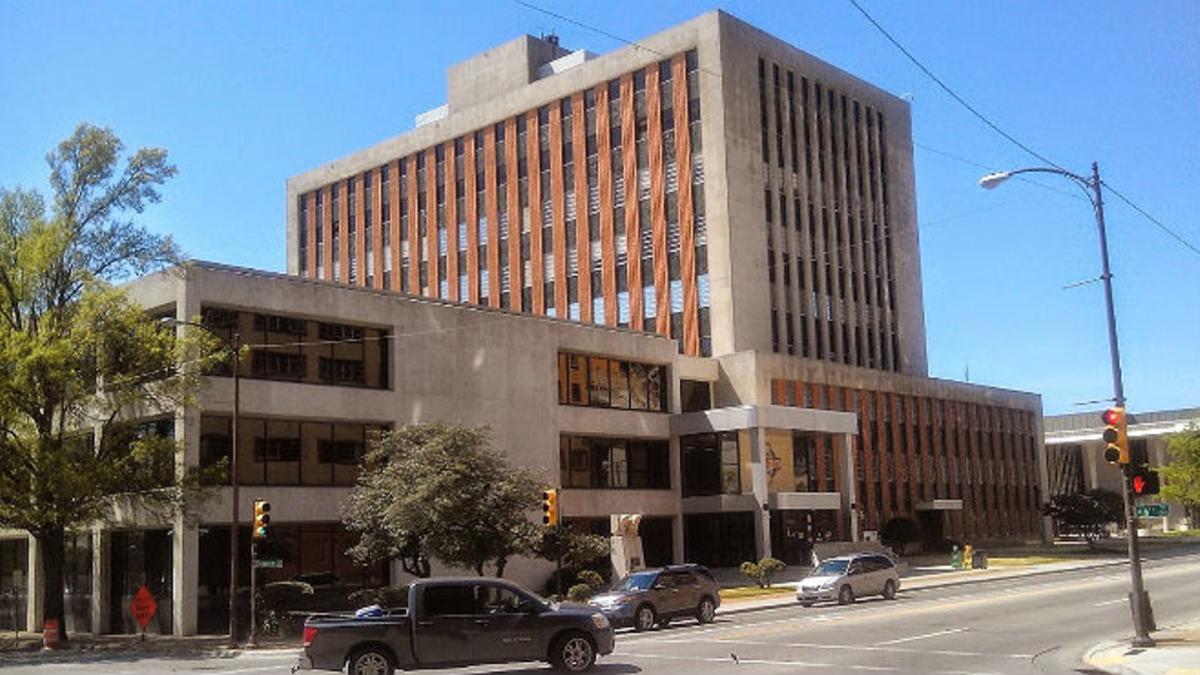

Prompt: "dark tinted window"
[423,586,476,616]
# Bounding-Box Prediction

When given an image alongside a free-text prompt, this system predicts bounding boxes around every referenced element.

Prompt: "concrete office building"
[0,11,1047,636]
[1045,407,1198,533]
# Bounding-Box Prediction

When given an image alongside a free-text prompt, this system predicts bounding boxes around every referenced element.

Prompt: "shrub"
[566,583,594,603]
[347,585,410,608]
[740,556,786,588]
[880,517,922,556]
[577,570,604,590]
[257,581,314,637]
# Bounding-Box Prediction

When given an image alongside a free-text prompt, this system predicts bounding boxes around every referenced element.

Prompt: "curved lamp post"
[163,318,242,646]
[980,162,1154,648]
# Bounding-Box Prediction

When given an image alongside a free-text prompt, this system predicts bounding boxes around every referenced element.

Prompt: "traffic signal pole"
[1091,162,1154,648]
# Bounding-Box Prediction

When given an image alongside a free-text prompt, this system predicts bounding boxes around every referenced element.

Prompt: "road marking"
[1093,598,1126,607]
[635,636,1033,659]
[875,627,968,645]
[619,651,1005,674]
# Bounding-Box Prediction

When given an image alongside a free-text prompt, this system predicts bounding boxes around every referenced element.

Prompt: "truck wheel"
[551,631,596,672]
[633,604,656,632]
[348,646,396,675]
[696,596,717,624]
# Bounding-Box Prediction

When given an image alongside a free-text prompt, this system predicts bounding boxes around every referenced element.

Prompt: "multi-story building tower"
[0,11,1047,637]
[286,10,926,373]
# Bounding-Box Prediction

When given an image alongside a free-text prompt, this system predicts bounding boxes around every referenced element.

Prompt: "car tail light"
[303,625,319,647]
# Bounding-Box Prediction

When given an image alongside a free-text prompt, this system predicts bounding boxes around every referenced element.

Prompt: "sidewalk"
[0,632,294,658]
[1085,618,1200,675]
[718,554,1130,615]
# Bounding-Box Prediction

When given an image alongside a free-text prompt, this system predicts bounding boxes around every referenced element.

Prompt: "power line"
[848,0,1200,260]
[1102,182,1200,258]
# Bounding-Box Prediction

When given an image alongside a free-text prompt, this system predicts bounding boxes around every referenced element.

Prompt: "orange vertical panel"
[890,394,906,517]
[338,179,350,283]
[354,174,366,286]
[876,391,892,522]
[424,148,438,298]
[770,379,786,405]
[595,84,616,326]
[483,126,500,307]
[388,160,401,291]
[859,389,877,530]
[465,135,479,304]
[304,192,317,278]
[527,111,544,314]
[406,156,420,294]
[904,395,920,510]
[645,66,670,337]
[672,55,700,355]
[371,168,384,289]
[506,117,522,311]
[966,403,983,536]
[445,142,459,302]
[549,103,568,316]
[572,93,592,324]
[620,74,643,331]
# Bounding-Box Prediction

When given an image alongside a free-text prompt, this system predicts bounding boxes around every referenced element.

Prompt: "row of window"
[201,307,389,389]
[557,352,668,412]
[757,55,899,372]
[559,435,670,490]
[199,415,388,487]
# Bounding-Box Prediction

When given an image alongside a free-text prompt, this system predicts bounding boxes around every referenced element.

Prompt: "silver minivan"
[796,553,900,607]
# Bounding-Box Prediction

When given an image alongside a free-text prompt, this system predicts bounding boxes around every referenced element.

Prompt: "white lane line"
[875,627,968,646]
[638,636,1033,659]
[1093,598,1126,607]
[620,652,1004,674]
[192,666,293,675]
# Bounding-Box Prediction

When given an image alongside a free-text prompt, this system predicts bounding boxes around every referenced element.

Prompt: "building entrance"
[769,510,838,567]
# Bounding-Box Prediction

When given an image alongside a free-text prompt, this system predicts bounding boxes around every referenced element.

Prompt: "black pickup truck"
[296,577,615,674]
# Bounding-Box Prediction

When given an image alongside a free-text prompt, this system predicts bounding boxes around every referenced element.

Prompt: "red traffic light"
[1101,408,1123,426]
[1133,475,1146,494]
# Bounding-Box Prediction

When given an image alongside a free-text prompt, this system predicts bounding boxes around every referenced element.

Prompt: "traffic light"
[253,500,271,539]
[1101,407,1129,465]
[1131,468,1160,496]
[541,489,559,527]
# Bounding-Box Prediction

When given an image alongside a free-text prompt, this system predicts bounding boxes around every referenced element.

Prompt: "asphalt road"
[3,553,1197,675]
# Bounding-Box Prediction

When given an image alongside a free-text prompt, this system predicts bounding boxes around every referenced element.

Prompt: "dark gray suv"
[589,564,720,631]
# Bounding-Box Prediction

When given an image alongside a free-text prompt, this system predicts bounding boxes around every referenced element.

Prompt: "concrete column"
[670,516,685,565]
[172,406,200,635]
[748,426,772,559]
[839,433,859,542]
[26,534,41,632]
[1034,416,1053,544]
[90,529,110,634]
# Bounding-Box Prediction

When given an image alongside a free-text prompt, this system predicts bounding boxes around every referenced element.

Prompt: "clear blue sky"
[3,1,1197,416]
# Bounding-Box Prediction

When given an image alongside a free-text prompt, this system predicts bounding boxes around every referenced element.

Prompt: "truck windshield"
[811,560,849,577]
[614,571,658,591]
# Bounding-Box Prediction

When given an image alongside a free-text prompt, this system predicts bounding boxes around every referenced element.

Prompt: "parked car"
[796,553,900,607]
[297,577,614,674]
[589,564,720,631]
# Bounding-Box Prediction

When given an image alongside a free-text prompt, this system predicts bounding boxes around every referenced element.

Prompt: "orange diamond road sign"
[130,585,157,630]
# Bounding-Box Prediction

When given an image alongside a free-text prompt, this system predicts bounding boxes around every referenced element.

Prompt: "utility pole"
[229,331,242,647]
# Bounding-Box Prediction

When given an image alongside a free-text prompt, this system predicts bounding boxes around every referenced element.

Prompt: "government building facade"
[0,11,1046,636]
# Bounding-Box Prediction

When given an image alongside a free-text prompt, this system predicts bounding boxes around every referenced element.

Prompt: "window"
[680,379,712,412]
[559,435,670,489]
[422,585,476,617]
[557,352,667,412]
[681,432,741,497]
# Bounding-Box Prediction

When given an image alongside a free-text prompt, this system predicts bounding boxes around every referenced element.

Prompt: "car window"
[812,560,849,576]
[615,571,658,591]
[871,556,894,571]
[478,585,524,614]
[422,586,476,617]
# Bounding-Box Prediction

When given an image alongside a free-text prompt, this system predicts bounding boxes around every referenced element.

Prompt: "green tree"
[1042,489,1124,545]
[343,423,545,577]
[1160,424,1200,510]
[0,124,214,641]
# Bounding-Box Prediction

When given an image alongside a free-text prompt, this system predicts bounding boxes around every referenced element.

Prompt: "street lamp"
[162,317,243,646]
[979,162,1154,648]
